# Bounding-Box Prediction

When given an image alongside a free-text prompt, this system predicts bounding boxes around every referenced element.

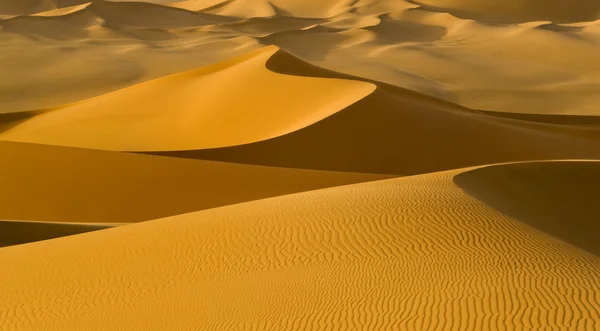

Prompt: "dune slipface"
[0,46,375,150]
[1,0,600,329]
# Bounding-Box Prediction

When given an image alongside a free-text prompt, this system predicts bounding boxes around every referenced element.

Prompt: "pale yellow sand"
[0,140,387,223]
[1,161,599,329]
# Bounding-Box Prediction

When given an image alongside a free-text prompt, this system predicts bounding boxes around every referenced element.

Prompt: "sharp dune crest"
[0,46,375,150]
[157,85,600,175]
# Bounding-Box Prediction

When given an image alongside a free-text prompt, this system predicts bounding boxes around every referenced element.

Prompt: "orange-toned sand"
[0,140,386,223]
[1,0,600,329]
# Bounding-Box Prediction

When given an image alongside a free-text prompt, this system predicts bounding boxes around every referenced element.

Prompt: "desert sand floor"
[1,0,600,330]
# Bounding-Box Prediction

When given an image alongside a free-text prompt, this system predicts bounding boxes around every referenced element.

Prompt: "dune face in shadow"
[156,55,600,175]
[0,140,387,223]
[454,161,600,256]
[366,15,447,43]
[0,221,110,248]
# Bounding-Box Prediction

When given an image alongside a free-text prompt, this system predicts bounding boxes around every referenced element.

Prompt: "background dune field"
[1,0,599,330]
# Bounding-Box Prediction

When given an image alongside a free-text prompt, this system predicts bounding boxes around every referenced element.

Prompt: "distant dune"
[1,161,599,329]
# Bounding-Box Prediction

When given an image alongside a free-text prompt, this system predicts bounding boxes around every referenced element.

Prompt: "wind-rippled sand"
[1,0,599,329]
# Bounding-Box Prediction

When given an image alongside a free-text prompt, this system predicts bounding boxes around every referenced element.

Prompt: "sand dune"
[144,49,600,175]
[3,0,600,115]
[0,140,387,224]
[0,220,113,247]
[454,161,600,256]
[416,0,600,23]
[0,46,374,150]
[1,161,599,329]
[2,0,600,329]
[1,8,101,40]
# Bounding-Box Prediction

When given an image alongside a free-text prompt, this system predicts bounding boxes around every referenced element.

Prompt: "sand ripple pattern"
[1,165,599,330]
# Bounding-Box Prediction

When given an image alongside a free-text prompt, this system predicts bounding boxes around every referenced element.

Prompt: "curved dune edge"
[156,85,600,175]
[0,140,388,224]
[0,46,375,151]
[454,160,600,256]
[1,162,599,329]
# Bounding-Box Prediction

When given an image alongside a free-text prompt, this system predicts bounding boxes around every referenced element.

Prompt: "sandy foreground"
[1,0,600,330]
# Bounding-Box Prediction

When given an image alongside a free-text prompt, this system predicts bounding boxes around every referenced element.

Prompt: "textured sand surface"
[1,0,600,329]
[1,162,599,330]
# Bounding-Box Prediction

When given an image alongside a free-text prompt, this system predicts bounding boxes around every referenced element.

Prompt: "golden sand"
[1,1,600,329]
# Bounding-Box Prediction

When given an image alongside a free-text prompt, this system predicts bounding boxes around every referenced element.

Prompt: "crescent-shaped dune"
[1,161,599,329]
[0,46,375,150]
[152,49,600,175]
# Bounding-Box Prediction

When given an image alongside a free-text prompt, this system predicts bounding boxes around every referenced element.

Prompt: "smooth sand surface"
[0,140,387,223]
[0,46,374,150]
[1,162,599,329]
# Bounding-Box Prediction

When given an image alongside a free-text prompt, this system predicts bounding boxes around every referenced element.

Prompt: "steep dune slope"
[0,46,374,150]
[454,161,600,256]
[153,49,600,175]
[1,162,599,329]
[0,140,387,223]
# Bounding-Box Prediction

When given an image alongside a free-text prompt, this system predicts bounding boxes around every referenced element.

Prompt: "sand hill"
[1,161,599,329]
[1,0,600,329]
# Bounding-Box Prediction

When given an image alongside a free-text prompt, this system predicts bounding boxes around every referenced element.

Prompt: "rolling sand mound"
[0,46,374,150]
[416,0,600,23]
[0,0,55,15]
[1,9,100,40]
[269,0,354,19]
[0,140,387,223]
[1,162,599,329]
[85,0,234,29]
[454,161,600,256]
